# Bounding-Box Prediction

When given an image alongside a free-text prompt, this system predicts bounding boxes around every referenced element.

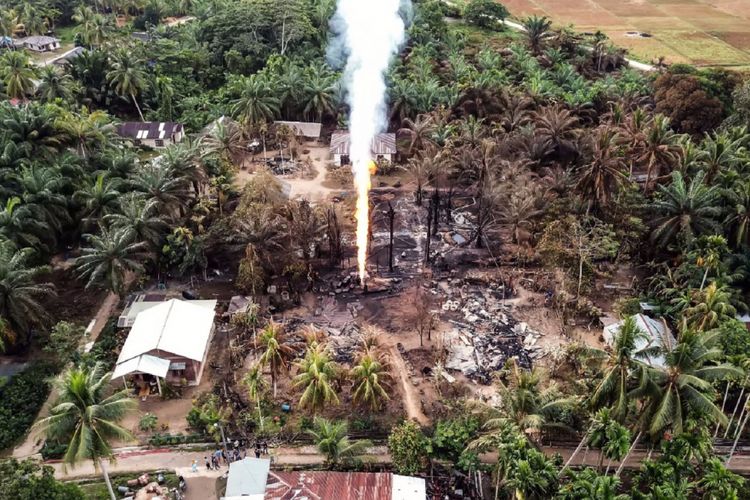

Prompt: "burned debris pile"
[435,274,545,384]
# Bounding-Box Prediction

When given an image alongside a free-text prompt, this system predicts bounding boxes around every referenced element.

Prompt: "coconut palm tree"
[351,349,391,410]
[0,51,37,99]
[75,225,147,297]
[231,75,280,126]
[0,9,22,37]
[257,320,298,398]
[0,241,54,339]
[36,66,77,103]
[34,364,136,500]
[637,328,740,440]
[685,283,737,332]
[242,363,268,431]
[107,50,148,121]
[723,180,750,249]
[293,341,340,412]
[474,360,575,442]
[650,171,722,249]
[699,131,743,183]
[104,195,169,251]
[589,316,651,422]
[306,417,370,467]
[523,15,552,54]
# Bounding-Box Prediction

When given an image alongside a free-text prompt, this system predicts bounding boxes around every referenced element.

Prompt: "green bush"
[40,440,68,460]
[139,413,158,432]
[0,363,57,451]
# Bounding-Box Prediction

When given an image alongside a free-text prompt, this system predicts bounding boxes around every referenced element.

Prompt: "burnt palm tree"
[534,105,580,160]
[576,128,627,211]
[201,118,247,166]
[399,113,435,156]
[636,114,680,189]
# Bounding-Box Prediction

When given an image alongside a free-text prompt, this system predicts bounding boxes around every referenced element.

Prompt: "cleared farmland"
[501,0,750,67]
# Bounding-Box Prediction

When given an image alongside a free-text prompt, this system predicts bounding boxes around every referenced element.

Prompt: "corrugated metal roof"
[275,121,322,138]
[330,131,397,155]
[225,458,271,498]
[117,122,183,140]
[264,471,392,500]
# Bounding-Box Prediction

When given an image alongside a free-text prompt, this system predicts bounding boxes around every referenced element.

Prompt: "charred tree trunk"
[425,199,433,263]
[387,202,395,272]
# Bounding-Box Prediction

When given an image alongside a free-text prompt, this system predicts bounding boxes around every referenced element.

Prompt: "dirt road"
[387,345,431,426]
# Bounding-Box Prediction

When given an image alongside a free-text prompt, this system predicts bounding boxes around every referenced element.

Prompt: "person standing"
[192,459,198,473]
[204,456,211,471]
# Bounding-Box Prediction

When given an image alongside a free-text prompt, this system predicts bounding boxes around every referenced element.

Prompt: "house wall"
[144,349,200,384]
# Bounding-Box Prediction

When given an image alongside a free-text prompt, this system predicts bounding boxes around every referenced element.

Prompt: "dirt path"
[12,291,122,458]
[387,345,431,426]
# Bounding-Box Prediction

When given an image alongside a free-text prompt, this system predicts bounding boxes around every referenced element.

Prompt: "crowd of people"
[195,439,271,472]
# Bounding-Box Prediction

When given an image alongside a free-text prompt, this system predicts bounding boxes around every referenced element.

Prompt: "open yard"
[501,0,750,67]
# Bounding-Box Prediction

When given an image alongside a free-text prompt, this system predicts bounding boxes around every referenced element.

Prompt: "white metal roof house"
[112,299,217,391]
[117,121,184,148]
[15,35,60,52]
[330,131,397,166]
[603,314,675,369]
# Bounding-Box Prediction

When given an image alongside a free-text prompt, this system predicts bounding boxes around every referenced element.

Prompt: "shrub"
[0,362,57,451]
[139,413,158,432]
[464,0,509,30]
[388,421,429,475]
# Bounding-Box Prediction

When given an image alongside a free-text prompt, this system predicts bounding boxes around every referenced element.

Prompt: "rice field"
[500,0,750,67]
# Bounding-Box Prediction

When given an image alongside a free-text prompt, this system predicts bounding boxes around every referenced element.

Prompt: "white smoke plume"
[329,0,409,281]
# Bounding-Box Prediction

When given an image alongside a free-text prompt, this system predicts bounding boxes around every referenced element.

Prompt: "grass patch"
[54,25,78,45]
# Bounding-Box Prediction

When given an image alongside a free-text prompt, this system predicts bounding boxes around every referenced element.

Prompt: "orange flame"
[354,160,375,282]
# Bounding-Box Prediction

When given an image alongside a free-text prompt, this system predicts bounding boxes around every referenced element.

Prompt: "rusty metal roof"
[264,471,393,500]
[330,131,397,155]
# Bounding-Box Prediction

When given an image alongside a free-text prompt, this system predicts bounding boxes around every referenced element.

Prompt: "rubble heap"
[436,276,545,384]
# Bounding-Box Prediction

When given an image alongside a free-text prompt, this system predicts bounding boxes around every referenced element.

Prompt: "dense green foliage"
[0,458,84,500]
[0,363,56,450]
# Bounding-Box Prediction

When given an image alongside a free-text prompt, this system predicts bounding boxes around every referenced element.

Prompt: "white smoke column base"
[334,0,406,282]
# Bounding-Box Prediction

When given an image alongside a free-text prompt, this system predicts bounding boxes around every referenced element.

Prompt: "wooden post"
[387,202,395,272]
[156,376,162,397]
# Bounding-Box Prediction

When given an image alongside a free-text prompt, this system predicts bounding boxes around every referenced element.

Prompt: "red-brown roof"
[264,471,392,500]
